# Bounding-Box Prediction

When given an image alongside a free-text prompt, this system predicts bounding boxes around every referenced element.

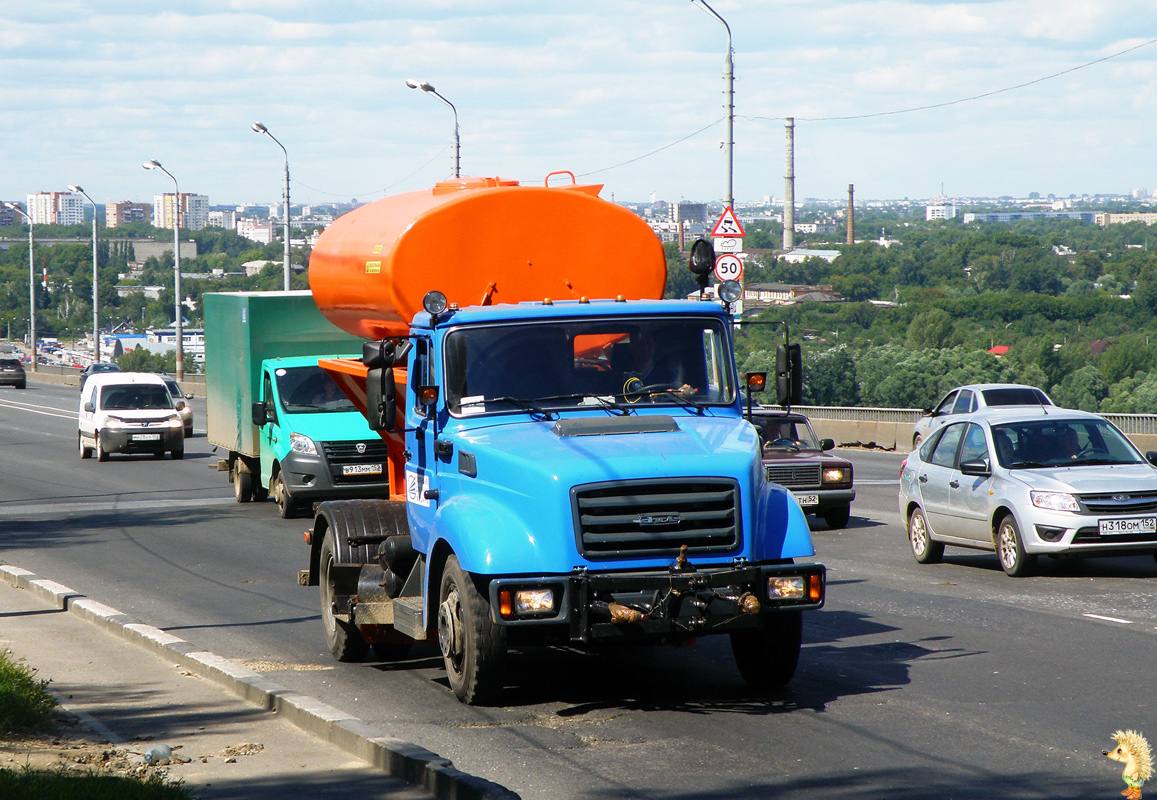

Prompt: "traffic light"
[775,342,802,406]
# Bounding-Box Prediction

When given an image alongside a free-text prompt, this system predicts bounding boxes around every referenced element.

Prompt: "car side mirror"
[174,400,186,411]
[1147,451,1157,467]
[959,458,991,477]
[251,402,268,426]
[820,438,835,451]
[184,392,194,400]
[84,401,94,413]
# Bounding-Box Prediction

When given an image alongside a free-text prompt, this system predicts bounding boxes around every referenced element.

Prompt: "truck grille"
[572,478,741,559]
[764,463,821,490]
[322,440,392,484]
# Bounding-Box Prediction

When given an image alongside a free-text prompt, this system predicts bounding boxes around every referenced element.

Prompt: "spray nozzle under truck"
[298,173,825,704]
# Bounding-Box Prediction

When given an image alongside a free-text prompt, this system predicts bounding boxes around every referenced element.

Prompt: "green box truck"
[205,291,396,517]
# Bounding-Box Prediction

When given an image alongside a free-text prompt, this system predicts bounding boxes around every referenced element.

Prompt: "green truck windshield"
[444,316,736,416]
[275,366,357,414]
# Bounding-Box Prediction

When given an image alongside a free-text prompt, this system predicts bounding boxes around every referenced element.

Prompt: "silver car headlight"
[290,432,318,455]
[1030,490,1080,512]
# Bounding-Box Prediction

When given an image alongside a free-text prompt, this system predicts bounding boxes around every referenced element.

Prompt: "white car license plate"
[132,433,161,441]
[793,493,819,507]
[1098,517,1157,535]
[343,463,382,476]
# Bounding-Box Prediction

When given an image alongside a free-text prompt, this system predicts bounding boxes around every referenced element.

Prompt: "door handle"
[949,480,960,488]
[918,474,928,483]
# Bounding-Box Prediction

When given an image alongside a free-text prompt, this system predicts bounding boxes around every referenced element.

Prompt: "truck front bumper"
[280,449,392,501]
[488,561,825,643]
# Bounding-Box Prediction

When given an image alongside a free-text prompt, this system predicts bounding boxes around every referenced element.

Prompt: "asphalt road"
[2,382,1155,800]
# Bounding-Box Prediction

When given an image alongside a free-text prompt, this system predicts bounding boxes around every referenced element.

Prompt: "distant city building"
[782,248,841,264]
[26,191,84,225]
[153,193,209,230]
[793,220,838,234]
[964,211,1096,224]
[1095,212,1157,227]
[925,196,956,221]
[208,209,238,230]
[106,201,153,228]
[237,218,275,244]
[673,202,708,224]
[0,202,21,226]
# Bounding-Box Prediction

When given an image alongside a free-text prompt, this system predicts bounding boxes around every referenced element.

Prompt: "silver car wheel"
[996,515,1035,577]
[908,507,943,564]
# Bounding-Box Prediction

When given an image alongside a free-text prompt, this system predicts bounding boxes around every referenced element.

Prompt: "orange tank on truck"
[299,172,826,707]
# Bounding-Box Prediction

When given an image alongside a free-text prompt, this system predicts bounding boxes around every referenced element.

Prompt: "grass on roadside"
[0,649,195,799]
[0,648,57,736]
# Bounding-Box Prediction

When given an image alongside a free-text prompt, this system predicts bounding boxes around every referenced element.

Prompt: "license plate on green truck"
[342,464,382,475]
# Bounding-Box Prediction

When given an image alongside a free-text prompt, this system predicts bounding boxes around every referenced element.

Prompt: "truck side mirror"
[364,339,412,369]
[251,402,267,426]
[84,401,95,413]
[775,343,802,406]
[688,238,714,293]
[365,367,397,431]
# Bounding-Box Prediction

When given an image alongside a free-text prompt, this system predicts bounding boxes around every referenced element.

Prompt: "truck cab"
[250,355,392,518]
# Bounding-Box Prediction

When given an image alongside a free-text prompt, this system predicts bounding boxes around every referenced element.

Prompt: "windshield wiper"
[1006,460,1047,469]
[461,395,556,420]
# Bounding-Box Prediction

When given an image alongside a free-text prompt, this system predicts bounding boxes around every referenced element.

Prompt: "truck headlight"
[105,417,123,430]
[822,467,849,484]
[499,587,556,618]
[768,576,805,600]
[290,432,318,455]
[1030,491,1079,512]
[167,416,183,429]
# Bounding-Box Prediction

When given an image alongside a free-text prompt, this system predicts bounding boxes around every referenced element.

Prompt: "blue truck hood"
[421,411,814,574]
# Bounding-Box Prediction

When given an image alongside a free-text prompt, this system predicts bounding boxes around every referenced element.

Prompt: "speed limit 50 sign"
[713,254,743,282]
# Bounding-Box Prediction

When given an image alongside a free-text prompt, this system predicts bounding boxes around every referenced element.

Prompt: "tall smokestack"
[784,117,795,251]
[847,184,855,245]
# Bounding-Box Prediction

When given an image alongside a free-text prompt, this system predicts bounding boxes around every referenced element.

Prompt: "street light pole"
[4,203,36,372]
[405,79,460,178]
[692,0,734,211]
[68,185,100,363]
[251,122,291,291]
[142,159,184,380]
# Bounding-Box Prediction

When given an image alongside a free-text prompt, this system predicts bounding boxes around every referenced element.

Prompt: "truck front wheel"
[272,472,298,519]
[730,611,803,691]
[320,528,369,662]
[438,556,505,705]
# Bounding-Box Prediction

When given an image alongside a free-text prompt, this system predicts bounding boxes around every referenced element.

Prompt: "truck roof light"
[423,291,448,315]
[542,298,553,305]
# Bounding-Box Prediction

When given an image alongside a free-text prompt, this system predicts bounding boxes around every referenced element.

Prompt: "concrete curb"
[0,563,519,800]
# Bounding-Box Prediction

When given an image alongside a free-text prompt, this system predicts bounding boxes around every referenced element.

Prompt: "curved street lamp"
[3,202,36,372]
[251,122,291,291]
[691,0,735,211]
[405,79,460,178]
[68,185,101,363]
[142,159,185,380]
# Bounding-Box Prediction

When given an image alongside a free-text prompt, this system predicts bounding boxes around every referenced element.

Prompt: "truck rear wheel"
[234,467,252,503]
[438,555,505,705]
[320,528,368,662]
[730,611,802,691]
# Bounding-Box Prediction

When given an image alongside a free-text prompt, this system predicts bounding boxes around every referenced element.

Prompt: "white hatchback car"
[79,372,185,461]
[910,383,1052,449]
[899,407,1157,576]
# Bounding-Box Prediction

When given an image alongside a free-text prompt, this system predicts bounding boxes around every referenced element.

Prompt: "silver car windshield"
[444,317,736,416]
[991,418,1141,469]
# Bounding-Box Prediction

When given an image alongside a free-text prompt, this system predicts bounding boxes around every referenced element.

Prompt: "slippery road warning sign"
[710,207,745,238]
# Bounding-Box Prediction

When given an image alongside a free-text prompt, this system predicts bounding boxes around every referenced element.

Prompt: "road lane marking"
[856,479,901,485]
[1083,613,1133,625]
[0,496,236,518]
[0,397,76,419]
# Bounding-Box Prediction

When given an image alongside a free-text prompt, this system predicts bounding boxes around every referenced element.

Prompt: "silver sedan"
[899,408,1157,576]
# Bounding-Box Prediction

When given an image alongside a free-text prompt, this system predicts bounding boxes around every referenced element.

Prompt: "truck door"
[259,370,278,489]
[404,338,439,547]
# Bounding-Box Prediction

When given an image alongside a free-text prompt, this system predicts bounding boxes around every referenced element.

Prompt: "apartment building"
[106,201,153,227]
[26,191,84,225]
[153,193,210,230]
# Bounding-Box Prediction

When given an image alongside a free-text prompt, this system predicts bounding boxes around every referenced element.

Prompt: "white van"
[79,372,185,461]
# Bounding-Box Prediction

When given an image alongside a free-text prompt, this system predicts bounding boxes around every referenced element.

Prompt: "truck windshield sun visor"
[444,317,737,416]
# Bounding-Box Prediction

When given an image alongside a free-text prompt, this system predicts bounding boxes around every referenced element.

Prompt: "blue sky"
[2,2,1155,207]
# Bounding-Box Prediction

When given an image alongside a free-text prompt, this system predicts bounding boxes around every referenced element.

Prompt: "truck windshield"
[276,366,357,414]
[443,316,736,415]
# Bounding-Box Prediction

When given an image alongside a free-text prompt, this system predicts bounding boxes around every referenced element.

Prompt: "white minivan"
[79,372,185,461]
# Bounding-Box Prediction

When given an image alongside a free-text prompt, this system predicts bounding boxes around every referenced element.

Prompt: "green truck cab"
[205,291,392,517]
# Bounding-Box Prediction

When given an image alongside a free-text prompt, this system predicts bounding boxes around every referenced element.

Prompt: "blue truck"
[299,175,826,704]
